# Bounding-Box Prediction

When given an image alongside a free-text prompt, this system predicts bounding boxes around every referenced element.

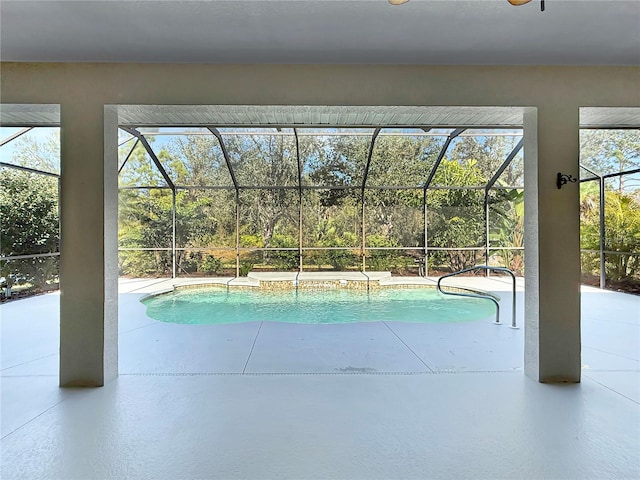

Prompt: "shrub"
[201,255,223,275]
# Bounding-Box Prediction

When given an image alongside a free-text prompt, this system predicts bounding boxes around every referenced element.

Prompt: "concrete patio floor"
[1,276,638,479]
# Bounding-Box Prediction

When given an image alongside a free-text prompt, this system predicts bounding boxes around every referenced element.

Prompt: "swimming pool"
[142,287,497,325]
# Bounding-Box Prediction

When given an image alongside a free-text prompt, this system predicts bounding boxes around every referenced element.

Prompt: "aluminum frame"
[579,166,640,289]
[116,125,529,278]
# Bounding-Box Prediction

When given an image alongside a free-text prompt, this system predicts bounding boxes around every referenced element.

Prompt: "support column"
[59,104,119,387]
[523,107,581,383]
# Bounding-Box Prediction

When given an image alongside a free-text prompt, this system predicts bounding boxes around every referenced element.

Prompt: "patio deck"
[1,276,638,479]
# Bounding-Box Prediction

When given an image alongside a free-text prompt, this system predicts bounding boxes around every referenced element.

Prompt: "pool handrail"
[436,266,518,329]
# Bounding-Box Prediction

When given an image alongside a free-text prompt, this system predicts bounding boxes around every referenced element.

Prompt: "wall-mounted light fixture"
[557,173,577,189]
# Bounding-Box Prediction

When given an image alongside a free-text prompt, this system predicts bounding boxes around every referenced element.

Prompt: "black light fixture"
[557,173,577,189]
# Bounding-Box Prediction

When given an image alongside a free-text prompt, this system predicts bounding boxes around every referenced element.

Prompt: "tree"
[427,159,487,272]
[115,128,530,276]
[1,130,61,292]
[580,183,640,283]
[602,192,640,280]
[580,130,640,190]
[451,134,523,186]
[365,134,437,250]
[0,168,59,290]
[227,132,299,252]
[118,135,238,276]
[489,188,524,275]
[5,130,60,174]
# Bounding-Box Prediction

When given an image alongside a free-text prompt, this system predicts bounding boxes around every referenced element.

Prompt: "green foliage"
[581,186,640,281]
[200,255,223,274]
[239,258,257,276]
[366,234,397,271]
[178,252,200,274]
[240,234,263,248]
[323,249,359,271]
[315,221,359,270]
[119,250,170,277]
[7,127,639,289]
[5,130,60,174]
[268,234,299,270]
[1,170,59,256]
[427,160,486,271]
[452,134,523,186]
[1,169,59,289]
[489,189,524,275]
[368,134,442,187]
[118,188,172,275]
[116,132,532,277]
[365,189,423,248]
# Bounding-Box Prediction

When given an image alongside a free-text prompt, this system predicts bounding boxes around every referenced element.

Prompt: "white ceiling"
[1,0,638,65]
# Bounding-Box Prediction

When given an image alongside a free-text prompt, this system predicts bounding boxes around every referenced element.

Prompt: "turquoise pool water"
[143,287,496,325]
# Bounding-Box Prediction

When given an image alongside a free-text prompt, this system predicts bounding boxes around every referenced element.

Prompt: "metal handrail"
[437,266,518,329]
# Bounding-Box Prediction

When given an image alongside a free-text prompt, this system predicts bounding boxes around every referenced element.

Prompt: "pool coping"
[138,272,501,303]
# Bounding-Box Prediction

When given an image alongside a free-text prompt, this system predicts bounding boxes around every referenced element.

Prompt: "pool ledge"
[136,272,500,303]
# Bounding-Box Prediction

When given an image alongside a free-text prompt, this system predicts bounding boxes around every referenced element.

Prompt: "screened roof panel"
[367,128,446,187]
[114,126,531,190]
[430,136,487,187]
[0,126,60,175]
[297,128,374,137]
[118,143,167,187]
[580,165,599,181]
[118,137,138,172]
[118,130,136,148]
[298,128,374,187]
[497,150,524,187]
[164,134,234,187]
[139,127,212,135]
[605,173,640,196]
[580,129,640,176]
[447,133,523,188]
[219,127,298,187]
[458,129,523,137]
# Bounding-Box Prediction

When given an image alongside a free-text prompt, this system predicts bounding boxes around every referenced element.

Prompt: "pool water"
[142,287,496,325]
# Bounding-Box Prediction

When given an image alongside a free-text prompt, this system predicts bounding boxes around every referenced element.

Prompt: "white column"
[524,107,581,383]
[59,104,118,386]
